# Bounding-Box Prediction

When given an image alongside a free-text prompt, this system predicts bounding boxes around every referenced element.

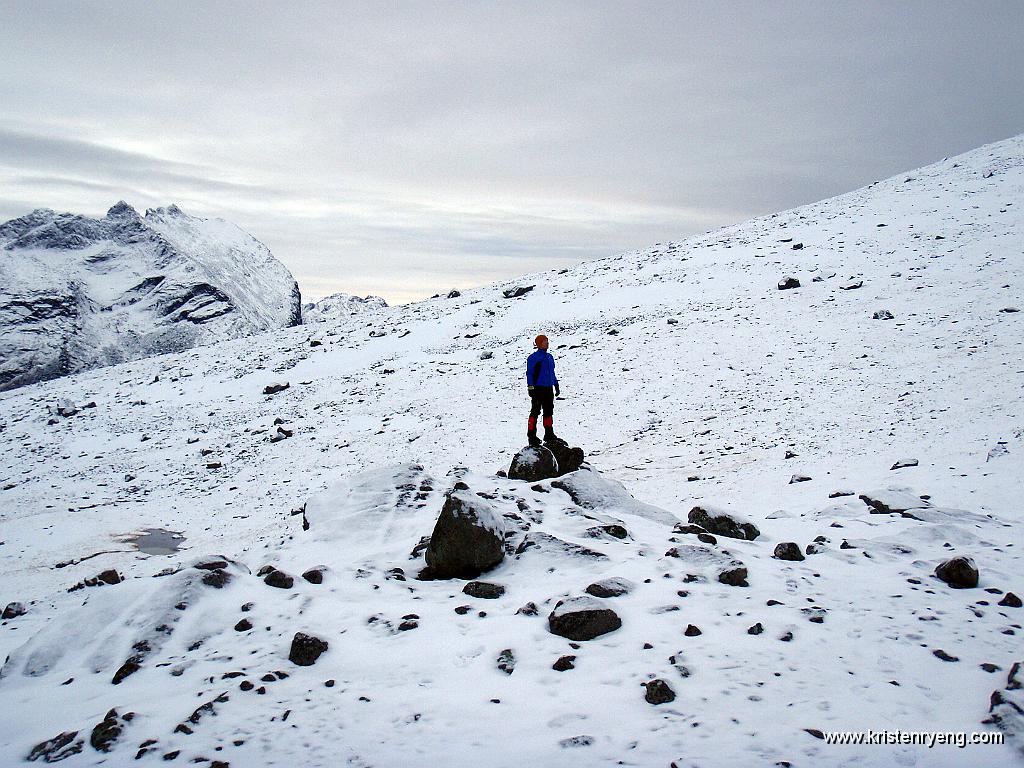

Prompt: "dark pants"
[528,386,555,433]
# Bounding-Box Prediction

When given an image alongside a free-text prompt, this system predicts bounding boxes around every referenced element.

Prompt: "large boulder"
[508,445,559,482]
[423,490,506,579]
[547,596,622,641]
[985,661,1024,753]
[935,556,979,589]
[688,505,760,541]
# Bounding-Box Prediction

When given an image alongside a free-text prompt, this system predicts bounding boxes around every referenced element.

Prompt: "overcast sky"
[2,1,1022,303]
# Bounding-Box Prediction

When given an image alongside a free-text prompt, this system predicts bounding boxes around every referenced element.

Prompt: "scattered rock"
[516,602,539,616]
[27,730,83,762]
[3,601,27,619]
[684,624,702,637]
[289,632,329,666]
[553,655,576,671]
[829,490,855,498]
[933,649,959,662]
[302,567,326,584]
[643,678,676,705]
[873,309,895,320]
[840,280,864,290]
[90,709,131,753]
[548,596,622,641]
[999,592,1022,608]
[890,458,919,470]
[748,622,764,635]
[264,569,295,589]
[688,506,759,540]
[502,285,534,299]
[202,569,232,588]
[463,581,506,599]
[422,489,505,579]
[718,565,749,587]
[263,382,290,395]
[935,556,979,589]
[234,619,252,632]
[789,474,812,484]
[778,277,800,290]
[585,577,634,598]
[773,542,805,562]
[496,648,516,675]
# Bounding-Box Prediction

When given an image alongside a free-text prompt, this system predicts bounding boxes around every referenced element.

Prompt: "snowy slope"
[0,203,302,392]
[302,292,388,323]
[0,136,1022,767]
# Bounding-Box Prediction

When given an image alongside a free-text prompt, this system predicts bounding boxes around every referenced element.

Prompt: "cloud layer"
[2,1,1022,302]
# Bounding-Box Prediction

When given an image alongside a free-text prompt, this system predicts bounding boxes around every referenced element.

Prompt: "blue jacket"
[526,349,558,387]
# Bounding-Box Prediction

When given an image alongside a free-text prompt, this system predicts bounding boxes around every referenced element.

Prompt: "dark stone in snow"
[774,542,805,562]
[999,592,1022,608]
[496,648,516,675]
[423,490,505,579]
[718,566,749,587]
[502,285,534,299]
[840,280,864,290]
[585,577,633,598]
[3,601,27,619]
[829,490,855,498]
[789,474,812,484]
[890,458,919,470]
[302,567,325,584]
[202,569,231,588]
[264,569,294,589]
[544,438,585,475]
[933,649,959,662]
[194,559,229,571]
[263,382,290,395]
[748,622,764,635]
[643,678,676,705]
[516,602,538,616]
[548,596,622,641]
[935,556,979,589]
[508,445,559,482]
[234,619,252,632]
[684,624,702,636]
[90,709,129,753]
[778,277,800,290]
[553,655,576,671]
[873,309,895,320]
[26,731,83,762]
[585,523,629,539]
[289,632,329,666]
[697,533,717,545]
[463,581,505,599]
[688,506,759,540]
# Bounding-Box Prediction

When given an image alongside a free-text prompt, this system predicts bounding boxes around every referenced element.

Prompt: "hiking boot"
[543,430,559,443]
[527,432,542,447]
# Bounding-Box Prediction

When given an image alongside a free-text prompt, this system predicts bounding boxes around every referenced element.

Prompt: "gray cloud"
[2,1,1022,303]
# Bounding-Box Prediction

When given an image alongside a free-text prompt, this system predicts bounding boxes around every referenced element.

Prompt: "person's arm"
[552,356,560,396]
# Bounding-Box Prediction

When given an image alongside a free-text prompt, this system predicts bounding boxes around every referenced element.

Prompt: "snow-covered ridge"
[0,136,1022,766]
[0,201,302,391]
[302,292,387,323]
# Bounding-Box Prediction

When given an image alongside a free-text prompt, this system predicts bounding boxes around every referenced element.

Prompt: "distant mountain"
[302,292,388,323]
[0,202,301,391]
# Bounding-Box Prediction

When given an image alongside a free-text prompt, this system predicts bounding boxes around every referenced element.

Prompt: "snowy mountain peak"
[302,291,388,323]
[0,202,302,391]
[105,200,140,219]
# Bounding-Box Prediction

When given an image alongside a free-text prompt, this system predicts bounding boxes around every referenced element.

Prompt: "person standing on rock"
[526,334,559,446]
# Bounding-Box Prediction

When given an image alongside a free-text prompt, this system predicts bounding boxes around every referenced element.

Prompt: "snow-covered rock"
[0,202,301,391]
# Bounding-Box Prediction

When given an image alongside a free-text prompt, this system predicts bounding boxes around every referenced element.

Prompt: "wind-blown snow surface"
[1,136,1023,766]
[0,202,302,392]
